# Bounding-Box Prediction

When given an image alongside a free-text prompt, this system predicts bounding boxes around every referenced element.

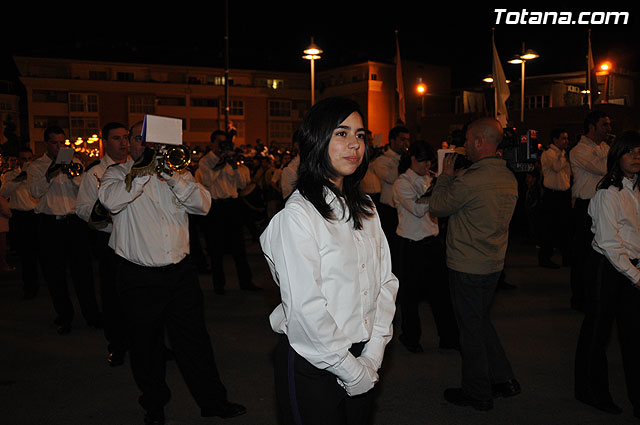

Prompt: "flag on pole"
[395,30,406,124]
[587,29,599,108]
[492,30,510,128]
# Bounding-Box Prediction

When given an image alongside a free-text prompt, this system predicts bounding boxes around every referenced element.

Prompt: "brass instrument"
[61,162,84,178]
[155,145,191,176]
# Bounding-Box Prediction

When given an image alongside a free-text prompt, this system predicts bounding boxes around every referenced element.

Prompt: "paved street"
[0,231,636,425]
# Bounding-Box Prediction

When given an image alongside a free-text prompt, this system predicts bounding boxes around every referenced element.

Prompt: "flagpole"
[492,28,498,119]
[587,29,592,109]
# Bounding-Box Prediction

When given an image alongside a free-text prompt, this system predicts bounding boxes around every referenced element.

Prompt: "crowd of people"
[1,102,639,424]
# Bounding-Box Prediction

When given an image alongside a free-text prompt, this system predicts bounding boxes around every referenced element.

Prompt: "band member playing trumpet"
[76,122,130,367]
[27,125,101,334]
[98,121,246,425]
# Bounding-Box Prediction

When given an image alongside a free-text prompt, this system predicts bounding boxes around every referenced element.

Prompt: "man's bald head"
[464,117,503,162]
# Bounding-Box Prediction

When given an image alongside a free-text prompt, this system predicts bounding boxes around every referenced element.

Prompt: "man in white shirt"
[27,125,101,334]
[196,130,259,295]
[76,122,129,366]
[1,147,39,299]
[539,128,572,268]
[569,111,612,311]
[372,125,410,273]
[98,122,245,425]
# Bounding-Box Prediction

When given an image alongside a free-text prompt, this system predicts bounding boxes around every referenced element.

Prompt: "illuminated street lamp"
[599,61,612,103]
[416,82,427,118]
[303,37,322,106]
[508,45,539,122]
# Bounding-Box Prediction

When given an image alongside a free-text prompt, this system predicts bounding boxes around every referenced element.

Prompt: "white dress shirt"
[98,158,211,267]
[260,189,398,384]
[372,149,401,207]
[392,169,439,241]
[541,144,571,191]
[195,151,248,200]
[590,177,640,285]
[76,154,117,233]
[1,164,39,211]
[570,135,609,200]
[27,154,83,216]
[280,155,300,199]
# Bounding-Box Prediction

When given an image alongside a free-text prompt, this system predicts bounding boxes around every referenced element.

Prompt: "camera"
[499,128,541,173]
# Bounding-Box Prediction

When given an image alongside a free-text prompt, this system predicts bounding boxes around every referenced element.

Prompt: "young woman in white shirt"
[574,130,640,418]
[260,97,398,425]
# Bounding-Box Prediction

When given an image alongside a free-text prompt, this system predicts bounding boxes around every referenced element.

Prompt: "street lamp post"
[303,37,322,106]
[508,44,539,123]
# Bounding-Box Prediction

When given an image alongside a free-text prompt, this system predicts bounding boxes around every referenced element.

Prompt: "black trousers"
[398,235,458,347]
[571,198,593,309]
[116,255,228,412]
[274,335,375,425]
[205,198,252,290]
[37,213,100,326]
[10,209,40,297]
[449,269,514,401]
[574,250,640,409]
[90,230,128,353]
[538,187,571,263]
[376,202,399,276]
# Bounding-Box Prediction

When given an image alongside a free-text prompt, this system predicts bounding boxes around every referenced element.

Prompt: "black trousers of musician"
[116,255,229,413]
[10,209,40,298]
[449,269,515,401]
[37,214,101,327]
[398,235,459,348]
[188,213,209,271]
[571,198,593,310]
[274,335,375,425]
[574,250,640,412]
[205,198,253,291]
[90,230,128,355]
[376,202,399,276]
[538,187,572,264]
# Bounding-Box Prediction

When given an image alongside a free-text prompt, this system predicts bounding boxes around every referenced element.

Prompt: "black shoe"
[107,350,125,367]
[575,394,622,414]
[214,287,226,295]
[201,401,247,418]
[444,388,493,411]
[399,335,424,353]
[492,379,521,398]
[144,407,165,425]
[240,283,262,291]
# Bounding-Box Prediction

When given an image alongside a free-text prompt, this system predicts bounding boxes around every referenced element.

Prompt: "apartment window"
[32,90,68,103]
[267,79,284,89]
[69,93,99,113]
[371,74,378,81]
[525,95,550,109]
[269,100,291,117]
[129,95,155,114]
[229,100,244,116]
[117,72,134,81]
[89,71,108,80]
[157,96,186,106]
[70,117,100,139]
[190,97,218,107]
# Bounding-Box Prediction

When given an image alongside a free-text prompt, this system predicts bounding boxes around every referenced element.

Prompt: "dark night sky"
[2,3,640,90]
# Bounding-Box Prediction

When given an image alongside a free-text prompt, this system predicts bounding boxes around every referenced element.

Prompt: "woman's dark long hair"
[295,97,374,229]
[598,130,640,191]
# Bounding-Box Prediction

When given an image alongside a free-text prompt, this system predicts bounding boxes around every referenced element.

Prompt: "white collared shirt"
[27,154,83,216]
[541,144,571,191]
[589,176,640,284]
[76,154,117,233]
[372,149,401,207]
[570,135,609,200]
[260,189,398,383]
[393,168,439,241]
[195,151,248,200]
[98,158,211,267]
[0,164,39,211]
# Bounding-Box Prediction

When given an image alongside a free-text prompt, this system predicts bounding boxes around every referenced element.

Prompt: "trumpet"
[155,145,191,176]
[61,162,84,178]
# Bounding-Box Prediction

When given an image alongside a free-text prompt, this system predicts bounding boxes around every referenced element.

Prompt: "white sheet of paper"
[55,147,75,164]
[437,148,454,176]
[142,114,182,146]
